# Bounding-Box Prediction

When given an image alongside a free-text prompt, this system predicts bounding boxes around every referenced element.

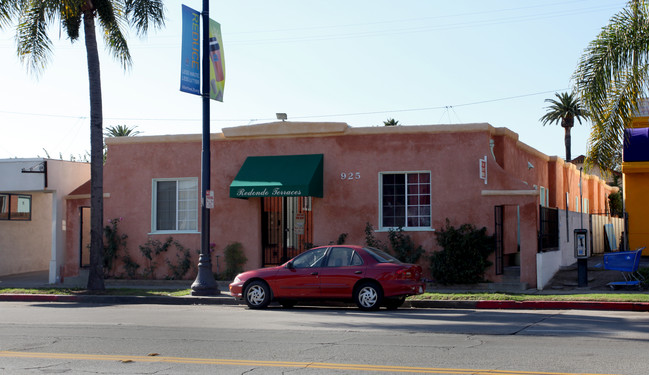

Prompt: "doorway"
[494,204,521,276]
[79,206,91,267]
[261,196,313,266]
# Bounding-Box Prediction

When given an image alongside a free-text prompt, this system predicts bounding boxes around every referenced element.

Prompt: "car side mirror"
[286,261,294,270]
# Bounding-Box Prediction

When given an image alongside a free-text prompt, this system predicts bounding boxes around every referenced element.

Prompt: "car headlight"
[233,276,242,284]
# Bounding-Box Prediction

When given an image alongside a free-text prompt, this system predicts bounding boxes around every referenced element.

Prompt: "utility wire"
[0,88,570,123]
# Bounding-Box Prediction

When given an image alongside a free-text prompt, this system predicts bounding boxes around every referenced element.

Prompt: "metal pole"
[191,0,219,296]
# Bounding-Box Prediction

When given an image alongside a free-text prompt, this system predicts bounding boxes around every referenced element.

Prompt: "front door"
[261,196,313,266]
[79,206,91,267]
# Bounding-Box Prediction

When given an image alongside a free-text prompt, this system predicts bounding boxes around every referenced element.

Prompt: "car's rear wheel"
[384,296,406,310]
[354,281,383,311]
[244,280,271,309]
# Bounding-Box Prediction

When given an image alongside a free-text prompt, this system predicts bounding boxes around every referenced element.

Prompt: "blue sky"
[0,0,628,160]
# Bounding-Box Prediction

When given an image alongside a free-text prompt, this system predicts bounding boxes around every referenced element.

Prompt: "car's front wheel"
[244,280,271,309]
[354,281,383,311]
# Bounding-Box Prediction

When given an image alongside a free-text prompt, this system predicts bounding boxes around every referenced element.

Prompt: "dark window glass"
[292,247,327,268]
[364,247,402,264]
[0,194,8,220]
[0,193,32,221]
[381,172,431,228]
[156,181,177,230]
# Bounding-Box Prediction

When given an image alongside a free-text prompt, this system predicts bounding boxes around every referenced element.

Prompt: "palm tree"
[105,125,141,137]
[0,1,165,290]
[573,0,649,171]
[383,118,399,126]
[539,92,589,162]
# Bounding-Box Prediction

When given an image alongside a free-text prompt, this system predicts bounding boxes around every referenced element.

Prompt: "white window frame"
[378,171,433,231]
[151,177,199,234]
[582,198,589,214]
[575,196,580,213]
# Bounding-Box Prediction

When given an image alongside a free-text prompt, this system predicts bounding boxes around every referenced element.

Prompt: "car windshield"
[364,247,402,264]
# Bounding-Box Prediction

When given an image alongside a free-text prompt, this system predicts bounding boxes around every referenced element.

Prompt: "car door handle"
[354,271,362,274]
[311,272,318,275]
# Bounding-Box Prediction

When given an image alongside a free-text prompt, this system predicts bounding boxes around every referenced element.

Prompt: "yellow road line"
[0,351,619,375]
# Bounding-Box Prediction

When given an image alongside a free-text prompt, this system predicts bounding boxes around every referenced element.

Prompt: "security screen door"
[261,196,313,266]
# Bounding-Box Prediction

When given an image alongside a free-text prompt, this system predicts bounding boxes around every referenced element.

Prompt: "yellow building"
[623,106,649,255]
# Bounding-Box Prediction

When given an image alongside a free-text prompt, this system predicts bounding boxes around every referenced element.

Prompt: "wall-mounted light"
[527,161,534,170]
[276,113,287,121]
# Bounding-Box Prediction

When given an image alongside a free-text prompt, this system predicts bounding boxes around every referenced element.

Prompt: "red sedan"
[229,245,425,310]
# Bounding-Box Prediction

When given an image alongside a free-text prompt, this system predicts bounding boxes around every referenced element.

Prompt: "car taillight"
[395,269,413,280]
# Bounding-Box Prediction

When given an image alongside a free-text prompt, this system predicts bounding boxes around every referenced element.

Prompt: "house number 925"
[341,172,361,180]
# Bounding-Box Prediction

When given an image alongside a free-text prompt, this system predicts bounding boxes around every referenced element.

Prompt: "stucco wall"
[102,124,527,279]
[1,159,90,280]
[95,122,618,287]
[0,192,51,276]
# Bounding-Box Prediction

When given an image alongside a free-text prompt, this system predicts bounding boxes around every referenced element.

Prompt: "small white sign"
[206,190,215,209]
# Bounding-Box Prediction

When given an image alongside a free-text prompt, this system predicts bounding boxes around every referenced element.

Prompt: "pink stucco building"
[64,122,617,289]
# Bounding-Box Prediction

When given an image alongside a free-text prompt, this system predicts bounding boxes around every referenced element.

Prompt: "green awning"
[230,154,323,198]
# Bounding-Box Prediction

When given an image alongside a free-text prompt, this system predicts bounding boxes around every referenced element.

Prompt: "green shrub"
[430,219,495,285]
[223,242,247,280]
[165,242,194,280]
[387,227,425,264]
[121,253,140,279]
[364,222,425,264]
[138,237,173,279]
[103,218,128,276]
[364,222,383,249]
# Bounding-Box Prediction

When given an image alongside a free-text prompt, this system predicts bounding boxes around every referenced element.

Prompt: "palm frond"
[125,0,165,37]
[575,0,649,171]
[16,1,54,74]
[60,0,84,40]
[0,0,20,28]
[586,64,649,170]
[105,124,141,137]
[95,0,132,69]
[539,92,588,127]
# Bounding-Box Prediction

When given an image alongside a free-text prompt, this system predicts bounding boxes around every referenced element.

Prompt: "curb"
[0,294,239,306]
[408,300,649,311]
[2,294,649,311]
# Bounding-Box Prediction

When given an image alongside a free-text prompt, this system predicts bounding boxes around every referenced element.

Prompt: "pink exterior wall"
[62,122,617,288]
[64,197,89,278]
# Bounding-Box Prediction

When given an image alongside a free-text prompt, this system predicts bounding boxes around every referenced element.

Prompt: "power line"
[0,88,570,123]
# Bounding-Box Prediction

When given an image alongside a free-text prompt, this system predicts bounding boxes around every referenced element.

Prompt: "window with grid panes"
[380,172,431,229]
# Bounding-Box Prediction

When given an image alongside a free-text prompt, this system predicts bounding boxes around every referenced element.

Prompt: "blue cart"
[603,247,646,289]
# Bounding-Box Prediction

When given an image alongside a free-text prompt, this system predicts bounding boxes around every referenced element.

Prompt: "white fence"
[536,211,624,290]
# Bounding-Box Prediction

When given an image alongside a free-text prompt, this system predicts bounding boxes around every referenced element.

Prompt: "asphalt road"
[1,302,648,374]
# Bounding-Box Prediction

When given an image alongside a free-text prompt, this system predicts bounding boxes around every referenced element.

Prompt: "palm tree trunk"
[83,9,105,290]
[564,126,571,162]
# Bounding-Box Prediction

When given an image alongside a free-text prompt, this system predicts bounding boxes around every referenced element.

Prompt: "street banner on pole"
[180,5,201,95]
[208,19,225,102]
